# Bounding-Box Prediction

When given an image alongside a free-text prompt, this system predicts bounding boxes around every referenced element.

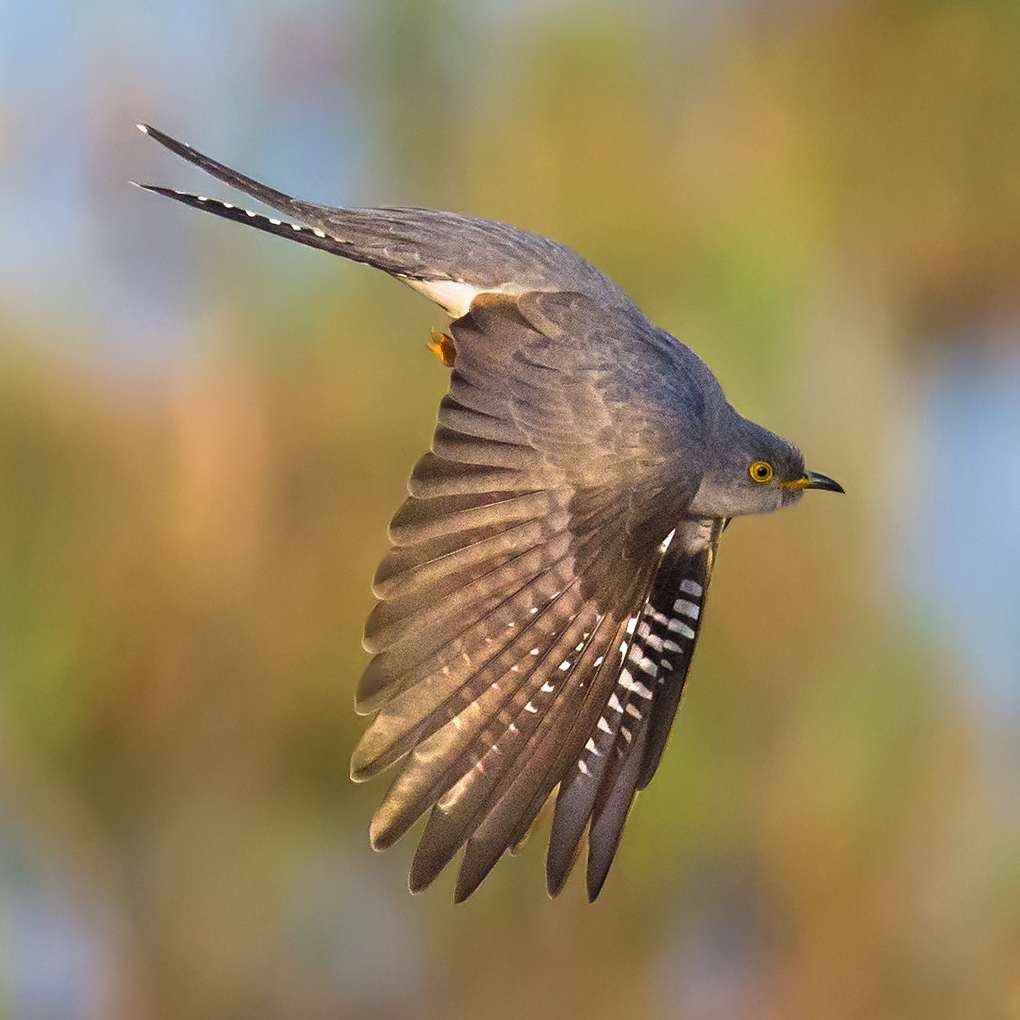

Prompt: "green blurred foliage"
[2,2,1020,1019]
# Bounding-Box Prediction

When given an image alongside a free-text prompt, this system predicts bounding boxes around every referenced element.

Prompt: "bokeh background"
[1,1,1019,1018]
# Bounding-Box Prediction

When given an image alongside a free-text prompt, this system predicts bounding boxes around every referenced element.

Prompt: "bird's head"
[689,412,844,518]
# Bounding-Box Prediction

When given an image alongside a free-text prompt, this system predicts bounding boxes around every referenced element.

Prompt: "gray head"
[689,405,843,518]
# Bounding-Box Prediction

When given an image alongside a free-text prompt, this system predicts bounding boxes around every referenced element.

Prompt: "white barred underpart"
[574,574,706,779]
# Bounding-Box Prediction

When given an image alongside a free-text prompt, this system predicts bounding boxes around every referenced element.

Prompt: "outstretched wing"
[350,289,709,899]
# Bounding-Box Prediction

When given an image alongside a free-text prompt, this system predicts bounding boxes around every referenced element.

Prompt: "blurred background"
[1,1,1019,1017]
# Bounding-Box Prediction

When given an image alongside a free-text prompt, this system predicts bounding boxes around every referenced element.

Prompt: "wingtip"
[586,871,608,902]
[546,867,569,899]
[407,858,436,896]
[368,811,393,851]
[349,753,373,785]
[545,841,578,898]
[135,122,150,135]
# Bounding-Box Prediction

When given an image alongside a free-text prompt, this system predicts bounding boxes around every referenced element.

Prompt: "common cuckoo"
[136,124,843,902]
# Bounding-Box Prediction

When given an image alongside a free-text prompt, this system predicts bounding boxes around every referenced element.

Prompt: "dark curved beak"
[799,470,844,493]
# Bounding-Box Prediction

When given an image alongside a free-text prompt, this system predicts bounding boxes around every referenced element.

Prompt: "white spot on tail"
[673,598,700,620]
[680,579,703,597]
[668,619,696,640]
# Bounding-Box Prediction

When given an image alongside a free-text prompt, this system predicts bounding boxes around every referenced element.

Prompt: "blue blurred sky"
[900,346,1020,716]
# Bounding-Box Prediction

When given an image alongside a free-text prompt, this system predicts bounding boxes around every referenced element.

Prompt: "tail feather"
[137,124,299,212]
[136,124,633,306]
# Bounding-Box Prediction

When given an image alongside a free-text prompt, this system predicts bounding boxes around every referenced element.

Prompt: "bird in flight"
[135,124,843,902]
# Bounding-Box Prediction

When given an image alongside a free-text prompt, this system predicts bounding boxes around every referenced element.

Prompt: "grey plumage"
[136,124,843,902]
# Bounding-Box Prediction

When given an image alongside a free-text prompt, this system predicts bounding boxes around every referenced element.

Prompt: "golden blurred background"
[1,2,1019,1018]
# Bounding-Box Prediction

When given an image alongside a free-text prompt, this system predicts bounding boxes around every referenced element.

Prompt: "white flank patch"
[404,278,524,318]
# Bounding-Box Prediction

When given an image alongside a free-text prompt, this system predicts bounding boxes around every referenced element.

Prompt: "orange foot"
[427,329,456,367]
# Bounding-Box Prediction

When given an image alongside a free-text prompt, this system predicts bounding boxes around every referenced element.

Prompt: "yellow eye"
[749,460,773,484]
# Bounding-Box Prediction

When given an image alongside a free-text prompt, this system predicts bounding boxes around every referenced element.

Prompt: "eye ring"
[749,460,774,484]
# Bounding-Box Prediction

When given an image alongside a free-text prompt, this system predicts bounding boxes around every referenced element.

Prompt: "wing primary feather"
[356,529,577,713]
[407,598,603,891]
[408,452,530,499]
[372,597,601,853]
[352,567,584,778]
[546,654,638,896]
[387,490,558,546]
[357,484,642,716]
[585,718,649,900]
[453,608,642,902]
